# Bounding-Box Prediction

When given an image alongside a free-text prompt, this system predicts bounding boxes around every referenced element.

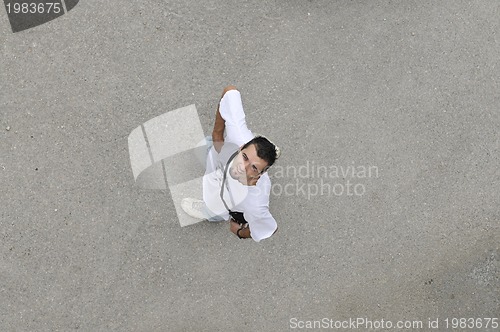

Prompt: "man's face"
[229,144,268,185]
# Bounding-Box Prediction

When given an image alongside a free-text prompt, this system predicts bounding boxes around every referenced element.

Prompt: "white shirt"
[203,90,277,242]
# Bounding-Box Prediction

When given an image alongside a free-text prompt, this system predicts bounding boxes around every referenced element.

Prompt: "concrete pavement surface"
[1,0,499,331]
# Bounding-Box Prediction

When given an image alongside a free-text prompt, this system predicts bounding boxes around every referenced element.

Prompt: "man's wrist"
[236,223,249,239]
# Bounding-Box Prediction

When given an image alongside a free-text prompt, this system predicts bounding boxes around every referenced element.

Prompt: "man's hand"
[229,219,251,239]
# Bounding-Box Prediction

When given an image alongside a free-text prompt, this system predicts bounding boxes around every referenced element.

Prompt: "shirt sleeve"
[243,176,278,242]
[218,89,254,146]
[244,206,277,242]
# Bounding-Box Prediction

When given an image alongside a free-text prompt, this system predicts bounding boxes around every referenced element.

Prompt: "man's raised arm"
[212,85,237,152]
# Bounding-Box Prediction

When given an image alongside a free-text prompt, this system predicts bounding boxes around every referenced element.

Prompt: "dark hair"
[242,136,280,173]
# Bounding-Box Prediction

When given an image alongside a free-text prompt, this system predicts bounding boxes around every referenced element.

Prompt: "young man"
[181,86,280,242]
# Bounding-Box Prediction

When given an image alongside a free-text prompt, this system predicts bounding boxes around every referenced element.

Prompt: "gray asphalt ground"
[1,1,499,331]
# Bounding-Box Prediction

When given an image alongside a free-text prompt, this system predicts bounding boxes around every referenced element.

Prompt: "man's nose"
[244,160,250,172]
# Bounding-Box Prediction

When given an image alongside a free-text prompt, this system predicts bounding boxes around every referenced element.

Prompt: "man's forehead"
[242,145,266,164]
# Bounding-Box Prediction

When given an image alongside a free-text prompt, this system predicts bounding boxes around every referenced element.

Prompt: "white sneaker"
[181,198,208,220]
